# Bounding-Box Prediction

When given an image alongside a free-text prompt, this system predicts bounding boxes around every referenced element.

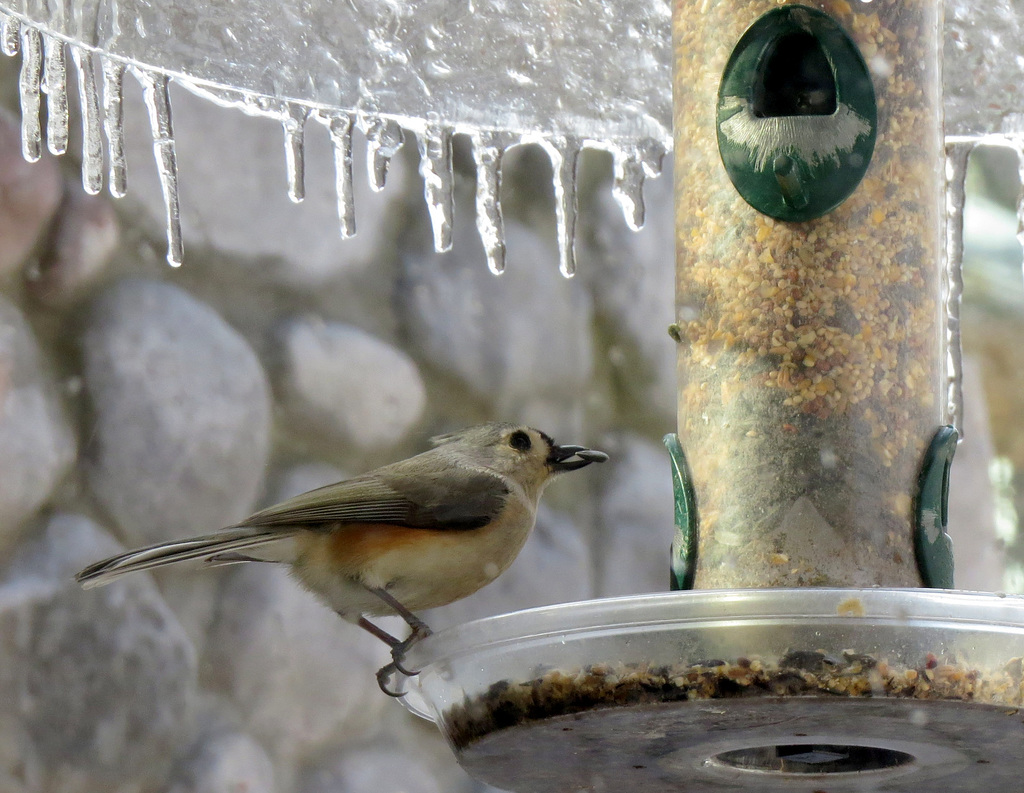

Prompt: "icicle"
[543,137,582,278]
[102,58,127,198]
[943,141,972,438]
[612,141,666,232]
[470,131,509,275]
[1,14,20,56]
[364,117,404,192]
[71,45,103,194]
[418,124,454,253]
[1017,142,1024,285]
[136,69,182,267]
[283,103,308,204]
[325,112,356,238]
[18,26,43,162]
[612,150,647,231]
[42,34,68,156]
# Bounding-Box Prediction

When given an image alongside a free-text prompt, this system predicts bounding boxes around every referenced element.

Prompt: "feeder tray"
[399,588,1024,792]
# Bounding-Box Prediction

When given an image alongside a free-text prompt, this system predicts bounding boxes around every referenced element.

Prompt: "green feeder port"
[716,5,877,222]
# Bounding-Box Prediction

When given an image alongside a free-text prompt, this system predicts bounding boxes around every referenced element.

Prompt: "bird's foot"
[375,662,405,697]
[370,622,433,696]
[391,622,433,677]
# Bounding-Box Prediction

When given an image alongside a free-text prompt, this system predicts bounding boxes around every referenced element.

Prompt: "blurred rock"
[399,216,593,420]
[276,318,426,452]
[0,296,76,548]
[595,436,675,597]
[205,564,389,767]
[582,160,675,426]
[299,740,466,793]
[427,504,592,630]
[26,184,119,308]
[0,513,197,793]
[83,279,271,546]
[271,461,349,502]
[167,730,275,793]
[0,109,62,281]
[121,84,407,285]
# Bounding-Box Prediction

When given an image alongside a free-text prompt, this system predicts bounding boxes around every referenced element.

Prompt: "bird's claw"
[376,662,406,697]
[391,622,432,677]
[375,623,433,696]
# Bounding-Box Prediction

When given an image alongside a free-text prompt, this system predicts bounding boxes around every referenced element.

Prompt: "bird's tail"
[75,527,299,588]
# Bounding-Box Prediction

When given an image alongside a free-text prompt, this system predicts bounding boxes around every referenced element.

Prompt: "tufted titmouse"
[76,422,608,693]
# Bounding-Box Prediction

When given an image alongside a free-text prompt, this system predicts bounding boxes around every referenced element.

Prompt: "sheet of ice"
[945,0,1024,139]
[0,0,1020,275]
[0,0,671,276]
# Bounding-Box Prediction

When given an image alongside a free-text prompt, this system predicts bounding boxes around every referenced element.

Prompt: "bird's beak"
[546,444,610,472]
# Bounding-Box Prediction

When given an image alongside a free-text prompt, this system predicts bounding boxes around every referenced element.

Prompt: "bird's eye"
[509,430,532,452]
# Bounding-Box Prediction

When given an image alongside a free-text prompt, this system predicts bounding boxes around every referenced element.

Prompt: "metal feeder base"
[458,696,1024,792]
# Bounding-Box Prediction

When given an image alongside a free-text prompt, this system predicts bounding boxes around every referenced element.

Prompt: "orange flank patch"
[324,523,447,571]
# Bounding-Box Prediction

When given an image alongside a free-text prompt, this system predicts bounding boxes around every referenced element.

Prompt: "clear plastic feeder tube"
[673,0,945,588]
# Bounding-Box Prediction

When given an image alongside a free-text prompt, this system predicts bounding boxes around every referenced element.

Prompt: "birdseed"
[444,650,1024,750]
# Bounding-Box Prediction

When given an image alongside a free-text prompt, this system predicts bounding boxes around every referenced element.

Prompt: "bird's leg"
[355,616,401,648]
[349,616,407,698]
[366,586,433,636]
[365,586,433,677]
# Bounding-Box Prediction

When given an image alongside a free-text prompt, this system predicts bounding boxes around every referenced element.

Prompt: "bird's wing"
[240,476,414,528]
[75,526,299,587]
[241,458,510,532]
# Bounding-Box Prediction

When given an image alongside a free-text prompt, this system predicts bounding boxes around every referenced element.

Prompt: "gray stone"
[582,159,676,427]
[399,215,594,422]
[204,563,389,766]
[83,279,271,546]
[595,436,677,597]
[26,183,119,308]
[275,318,426,452]
[167,730,276,793]
[121,84,408,285]
[300,705,480,793]
[299,741,464,793]
[0,296,76,548]
[427,504,593,631]
[0,513,197,793]
[0,109,63,281]
[271,462,349,502]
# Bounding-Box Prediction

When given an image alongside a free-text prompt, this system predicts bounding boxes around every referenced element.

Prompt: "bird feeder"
[4,0,1023,790]
[396,2,1024,791]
